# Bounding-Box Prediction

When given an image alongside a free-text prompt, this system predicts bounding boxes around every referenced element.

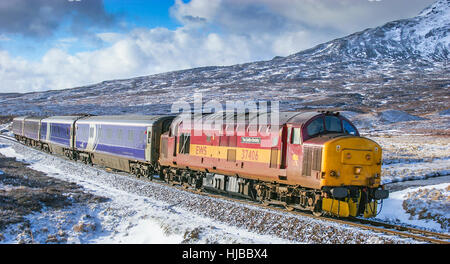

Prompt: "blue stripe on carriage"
[75,141,145,161]
[50,136,70,147]
[47,123,71,147]
[95,143,146,160]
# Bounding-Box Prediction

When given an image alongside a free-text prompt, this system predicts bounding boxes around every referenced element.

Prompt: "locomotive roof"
[171,111,339,128]
[76,115,175,126]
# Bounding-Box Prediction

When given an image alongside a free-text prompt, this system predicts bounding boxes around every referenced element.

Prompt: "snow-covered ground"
[0,131,448,244]
[374,135,450,184]
[376,181,449,232]
[0,139,293,244]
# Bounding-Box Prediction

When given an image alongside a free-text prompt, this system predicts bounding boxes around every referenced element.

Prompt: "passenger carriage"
[40,116,85,156]
[74,115,174,177]
[12,116,28,141]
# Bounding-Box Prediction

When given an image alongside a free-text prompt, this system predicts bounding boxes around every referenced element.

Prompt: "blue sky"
[1,1,182,60]
[104,0,181,30]
[0,0,436,93]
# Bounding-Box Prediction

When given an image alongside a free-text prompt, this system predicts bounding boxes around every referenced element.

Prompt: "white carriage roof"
[13,116,28,121]
[24,116,47,122]
[41,116,85,124]
[76,115,174,126]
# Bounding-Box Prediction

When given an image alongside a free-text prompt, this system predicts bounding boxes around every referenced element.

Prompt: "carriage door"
[286,126,302,179]
[86,124,97,152]
[69,124,74,149]
[145,127,152,162]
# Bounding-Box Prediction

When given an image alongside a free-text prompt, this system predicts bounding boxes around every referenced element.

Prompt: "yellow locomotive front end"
[320,136,388,218]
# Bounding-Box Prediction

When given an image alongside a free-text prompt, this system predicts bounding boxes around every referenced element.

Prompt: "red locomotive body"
[159,111,387,217]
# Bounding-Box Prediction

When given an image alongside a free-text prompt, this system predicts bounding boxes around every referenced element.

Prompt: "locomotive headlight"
[330,170,337,177]
[354,167,362,175]
[336,145,341,152]
[365,154,371,161]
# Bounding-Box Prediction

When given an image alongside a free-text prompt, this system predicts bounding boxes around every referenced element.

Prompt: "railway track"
[178,186,450,244]
[1,133,449,244]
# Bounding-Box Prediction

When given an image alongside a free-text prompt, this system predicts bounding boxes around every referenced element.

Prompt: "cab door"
[145,127,152,162]
[286,125,302,180]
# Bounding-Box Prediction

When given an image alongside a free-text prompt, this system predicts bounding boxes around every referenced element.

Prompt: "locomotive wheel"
[285,205,295,211]
[312,211,323,217]
[312,197,323,217]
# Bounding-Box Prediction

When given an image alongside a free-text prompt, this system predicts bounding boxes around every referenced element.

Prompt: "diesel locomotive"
[12,111,388,218]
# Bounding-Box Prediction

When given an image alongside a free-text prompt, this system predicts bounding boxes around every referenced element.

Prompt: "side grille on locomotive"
[302,146,322,177]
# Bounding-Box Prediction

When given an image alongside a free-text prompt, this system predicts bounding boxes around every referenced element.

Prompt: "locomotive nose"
[320,136,386,218]
[321,136,382,188]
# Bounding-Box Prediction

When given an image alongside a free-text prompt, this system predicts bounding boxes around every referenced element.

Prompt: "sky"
[0,0,436,94]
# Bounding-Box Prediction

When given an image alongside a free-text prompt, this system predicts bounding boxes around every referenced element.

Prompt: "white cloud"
[0,27,257,93]
[0,0,436,93]
[95,32,124,44]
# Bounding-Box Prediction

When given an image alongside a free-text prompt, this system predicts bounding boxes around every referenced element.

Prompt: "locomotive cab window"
[306,117,325,137]
[292,127,301,144]
[343,120,357,135]
[325,116,342,133]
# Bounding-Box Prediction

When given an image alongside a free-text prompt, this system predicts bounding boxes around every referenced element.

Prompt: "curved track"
[1,133,449,244]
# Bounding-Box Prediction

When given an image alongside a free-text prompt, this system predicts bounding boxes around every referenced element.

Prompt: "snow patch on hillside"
[377,182,450,232]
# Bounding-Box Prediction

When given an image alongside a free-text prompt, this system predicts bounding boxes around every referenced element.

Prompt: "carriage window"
[107,128,112,139]
[306,117,324,137]
[128,130,134,142]
[325,116,342,133]
[118,129,123,140]
[343,120,357,135]
[292,128,301,144]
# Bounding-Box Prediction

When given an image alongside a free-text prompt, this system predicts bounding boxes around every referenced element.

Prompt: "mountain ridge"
[0,0,448,119]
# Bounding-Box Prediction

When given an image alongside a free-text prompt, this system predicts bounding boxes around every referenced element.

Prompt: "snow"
[94,217,183,244]
[0,139,299,244]
[1,129,449,243]
[0,144,26,162]
[376,183,450,233]
[0,137,416,244]
[378,109,425,124]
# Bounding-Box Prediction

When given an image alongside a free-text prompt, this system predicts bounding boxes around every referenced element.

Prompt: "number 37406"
[241,149,259,161]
